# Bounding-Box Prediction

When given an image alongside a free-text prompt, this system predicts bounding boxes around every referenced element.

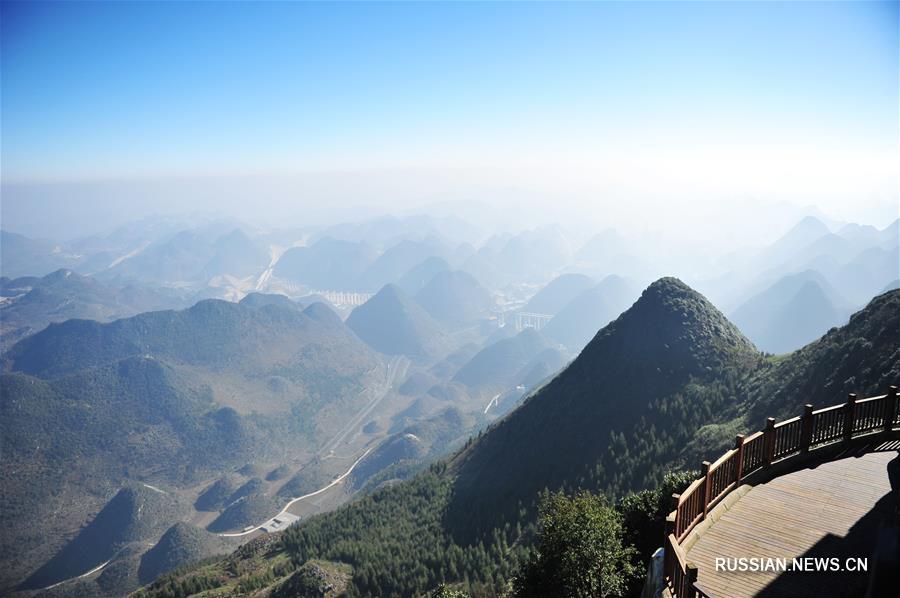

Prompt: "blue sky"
[1,1,898,232]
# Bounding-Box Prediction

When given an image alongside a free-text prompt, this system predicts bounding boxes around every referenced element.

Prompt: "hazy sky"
[2,1,898,238]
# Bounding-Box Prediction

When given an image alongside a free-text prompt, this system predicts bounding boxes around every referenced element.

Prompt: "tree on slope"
[513,491,638,598]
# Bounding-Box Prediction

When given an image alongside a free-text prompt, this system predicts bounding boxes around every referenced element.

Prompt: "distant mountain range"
[756,215,832,266]
[1,230,82,279]
[522,273,595,315]
[0,269,184,352]
[96,227,268,286]
[414,270,494,326]
[573,228,648,278]
[730,270,853,354]
[5,212,894,314]
[396,256,451,295]
[201,229,271,281]
[356,238,451,292]
[452,328,563,397]
[707,215,898,312]
[346,284,448,359]
[542,275,639,351]
[274,237,378,291]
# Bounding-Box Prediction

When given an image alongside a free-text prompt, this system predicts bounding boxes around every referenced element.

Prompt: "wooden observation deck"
[663,387,900,598]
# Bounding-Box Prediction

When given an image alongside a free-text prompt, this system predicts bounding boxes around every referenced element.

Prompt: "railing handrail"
[857,393,888,404]
[663,385,899,598]
[708,447,737,471]
[677,479,704,506]
[773,415,801,428]
[811,403,844,415]
[742,429,763,442]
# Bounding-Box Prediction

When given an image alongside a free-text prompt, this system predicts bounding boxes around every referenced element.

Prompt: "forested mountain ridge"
[0,298,386,593]
[135,281,900,597]
[446,277,760,539]
[740,287,900,422]
[3,298,374,379]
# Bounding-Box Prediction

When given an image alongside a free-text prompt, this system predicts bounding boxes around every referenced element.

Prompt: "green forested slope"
[0,299,384,593]
[447,277,759,540]
[134,286,900,597]
[742,288,900,420]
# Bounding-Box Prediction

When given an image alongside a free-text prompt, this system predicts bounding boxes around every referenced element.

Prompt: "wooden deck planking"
[684,451,897,597]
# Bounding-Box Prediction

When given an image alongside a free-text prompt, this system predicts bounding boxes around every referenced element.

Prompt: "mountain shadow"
[21,485,186,590]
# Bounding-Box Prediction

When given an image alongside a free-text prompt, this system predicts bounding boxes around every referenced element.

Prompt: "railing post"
[664,513,676,589]
[843,393,857,442]
[764,417,776,466]
[671,493,680,536]
[701,461,712,517]
[686,563,699,597]
[734,434,745,482]
[800,404,814,453]
[664,532,674,588]
[884,386,898,433]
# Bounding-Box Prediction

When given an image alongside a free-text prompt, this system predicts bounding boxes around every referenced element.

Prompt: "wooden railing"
[663,386,899,598]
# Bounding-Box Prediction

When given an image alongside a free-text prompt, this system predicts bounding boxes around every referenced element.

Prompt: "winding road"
[483,392,501,414]
[39,353,405,586]
[321,355,408,456]
[41,559,112,591]
[216,446,374,538]
[217,354,407,538]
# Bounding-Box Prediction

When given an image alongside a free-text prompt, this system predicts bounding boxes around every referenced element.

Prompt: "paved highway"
[217,354,407,537]
[320,355,408,456]
[216,446,374,538]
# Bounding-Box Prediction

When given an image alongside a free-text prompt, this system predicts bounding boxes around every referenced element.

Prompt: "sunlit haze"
[2,1,897,243]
